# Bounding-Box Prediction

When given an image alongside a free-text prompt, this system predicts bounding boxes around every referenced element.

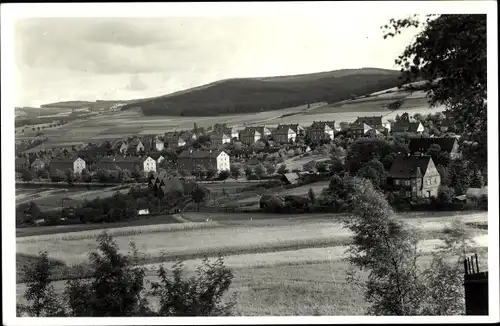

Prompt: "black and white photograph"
[1,1,498,324]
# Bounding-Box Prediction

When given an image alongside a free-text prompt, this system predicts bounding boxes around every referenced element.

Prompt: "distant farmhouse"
[408,137,461,159]
[349,116,388,138]
[387,154,441,199]
[50,157,86,175]
[177,149,230,173]
[306,121,335,141]
[96,156,156,175]
[272,125,297,143]
[391,121,425,135]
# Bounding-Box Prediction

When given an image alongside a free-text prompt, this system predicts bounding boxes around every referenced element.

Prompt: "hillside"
[122,68,403,116]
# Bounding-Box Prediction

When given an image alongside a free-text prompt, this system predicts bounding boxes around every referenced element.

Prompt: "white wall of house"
[157,156,165,164]
[143,156,157,174]
[216,151,231,171]
[416,123,425,133]
[222,134,231,144]
[119,143,128,153]
[325,126,334,139]
[178,138,186,147]
[231,130,239,139]
[73,158,86,174]
[288,129,297,141]
[254,131,261,142]
[155,140,164,151]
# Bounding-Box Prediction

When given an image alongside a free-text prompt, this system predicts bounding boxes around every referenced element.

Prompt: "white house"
[382,121,392,133]
[178,138,187,147]
[73,157,86,174]
[154,137,164,151]
[142,156,157,175]
[138,208,150,216]
[156,155,165,164]
[216,150,231,171]
[222,133,231,144]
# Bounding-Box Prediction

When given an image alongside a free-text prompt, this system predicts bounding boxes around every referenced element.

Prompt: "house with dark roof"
[211,123,239,140]
[239,129,261,145]
[30,158,46,172]
[50,156,86,174]
[353,116,384,129]
[306,121,335,141]
[164,132,189,149]
[408,137,460,159]
[391,122,425,135]
[209,132,231,147]
[127,138,145,154]
[272,125,297,143]
[96,156,155,174]
[112,139,128,154]
[278,124,304,135]
[245,126,271,138]
[387,154,441,199]
[177,149,230,172]
[349,122,373,138]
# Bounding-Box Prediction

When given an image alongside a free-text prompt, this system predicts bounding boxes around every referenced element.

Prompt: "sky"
[14,14,423,107]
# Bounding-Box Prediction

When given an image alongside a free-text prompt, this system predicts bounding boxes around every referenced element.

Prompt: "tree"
[265,163,276,175]
[383,14,487,170]
[64,233,149,316]
[191,185,207,212]
[329,158,345,175]
[218,170,230,181]
[18,251,66,316]
[346,138,394,173]
[277,164,288,175]
[37,169,49,180]
[308,188,316,204]
[81,168,92,183]
[303,160,317,172]
[50,169,66,182]
[448,158,472,195]
[316,161,328,173]
[65,169,75,184]
[437,185,455,205]
[230,164,241,179]
[21,169,33,182]
[206,168,217,180]
[343,178,471,315]
[244,166,254,179]
[254,163,266,179]
[356,159,386,189]
[150,258,235,316]
[470,169,484,188]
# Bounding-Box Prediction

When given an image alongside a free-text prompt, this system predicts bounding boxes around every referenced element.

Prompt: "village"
[14,110,487,226]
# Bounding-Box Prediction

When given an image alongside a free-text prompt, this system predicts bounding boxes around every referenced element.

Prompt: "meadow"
[16,233,488,316]
[16,211,488,267]
[15,185,130,211]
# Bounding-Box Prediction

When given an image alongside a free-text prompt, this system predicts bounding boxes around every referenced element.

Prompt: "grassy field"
[16,211,488,266]
[15,185,131,211]
[16,244,488,316]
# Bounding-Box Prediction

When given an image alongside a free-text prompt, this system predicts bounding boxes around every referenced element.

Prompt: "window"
[406,191,411,197]
[404,180,411,186]
[394,179,400,185]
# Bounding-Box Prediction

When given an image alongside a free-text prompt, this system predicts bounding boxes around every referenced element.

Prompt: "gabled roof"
[350,122,373,130]
[389,155,433,178]
[408,137,458,153]
[98,156,142,163]
[273,125,293,135]
[466,187,488,198]
[392,122,422,133]
[282,172,300,184]
[209,132,230,141]
[245,126,268,135]
[309,121,336,130]
[353,116,383,127]
[239,129,260,137]
[278,124,302,133]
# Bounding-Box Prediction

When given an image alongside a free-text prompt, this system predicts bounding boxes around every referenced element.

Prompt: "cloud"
[13,15,423,106]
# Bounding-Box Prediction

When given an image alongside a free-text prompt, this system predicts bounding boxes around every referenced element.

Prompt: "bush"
[151,258,235,316]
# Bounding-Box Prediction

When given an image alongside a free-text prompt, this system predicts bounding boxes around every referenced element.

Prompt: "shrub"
[151,258,235,316]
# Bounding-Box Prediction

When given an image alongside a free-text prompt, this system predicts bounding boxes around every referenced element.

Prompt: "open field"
[15,185,131,211]
[16,243,488,315]
[16,211,488,266]
[226,180,331,206]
